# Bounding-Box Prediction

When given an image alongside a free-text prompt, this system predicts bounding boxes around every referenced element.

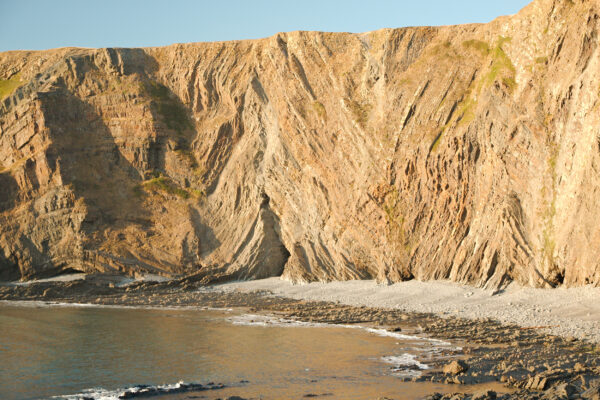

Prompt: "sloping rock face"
[1,0,599,287]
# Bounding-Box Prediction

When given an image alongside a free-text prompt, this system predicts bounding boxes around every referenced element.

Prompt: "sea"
[0,302,499,399]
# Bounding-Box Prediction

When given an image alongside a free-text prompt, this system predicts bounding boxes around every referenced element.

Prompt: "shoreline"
[1,276,599,399]
[4,274,600,343]
[221,278,600,344]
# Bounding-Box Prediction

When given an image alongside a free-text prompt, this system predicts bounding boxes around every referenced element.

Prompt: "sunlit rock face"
[0,0,599,288]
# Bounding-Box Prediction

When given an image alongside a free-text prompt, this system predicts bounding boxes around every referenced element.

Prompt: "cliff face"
[1,0,599,287]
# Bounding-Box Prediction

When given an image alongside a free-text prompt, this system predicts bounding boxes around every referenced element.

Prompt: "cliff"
[1,0,599,288]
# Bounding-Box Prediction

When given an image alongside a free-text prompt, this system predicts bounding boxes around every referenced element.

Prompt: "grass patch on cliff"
[137,172,206,201]
[456,96,477,127]
[430,41,460,59]
[142,175,190,199]
[484,37,517,93]
[381,186,410,251]
[430,131,444,152]
[312,101,327,120]
[0,73,22,101]
[542,226,556,263]
[430,94,478,152]
[156,100,193,134]
[146,81,170,100]
[190,188,206,199]
[462,37,517,93]
[132,184,145,198]
[347,99,372,128]
[548,142,559,172]
[462,40,491,56]
[142,81,193,135]
[425,37,515,151]
[383,189,403,226]
[174,147,198,168]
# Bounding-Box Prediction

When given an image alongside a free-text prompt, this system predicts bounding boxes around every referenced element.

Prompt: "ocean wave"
[0,300,232,313]
[365,327,453,346]
[228,313,332,328]
[229,314,456,347]
[381,354,430,370]
[381,354,430,378]
[54,381,224,400]
[229,313,462,379]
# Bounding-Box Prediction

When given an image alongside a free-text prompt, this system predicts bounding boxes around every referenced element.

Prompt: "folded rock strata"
[1,0,599,288]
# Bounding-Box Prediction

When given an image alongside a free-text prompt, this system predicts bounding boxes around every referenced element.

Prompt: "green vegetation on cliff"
[143,81,194,134]
[142,175,190,199]
[347,99,371,128]
[312,101,327,120]
[0,73,22,100]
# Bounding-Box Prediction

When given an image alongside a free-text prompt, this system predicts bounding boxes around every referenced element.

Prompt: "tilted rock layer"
[1,0,599,288]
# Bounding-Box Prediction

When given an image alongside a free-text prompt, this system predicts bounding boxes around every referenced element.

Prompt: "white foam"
[117,274,171,288]
[0,300,227,312]
[230,314,455,347]
[229,313,461,358]
[365,327,453,346]
[228,314,331,328]
[381,354,430,370]
[4,273,87,286]
[54,381,220,400]
[229,313,462,380]
[0,273,171,288]
[380,354,431,378]
[55,386,117,400]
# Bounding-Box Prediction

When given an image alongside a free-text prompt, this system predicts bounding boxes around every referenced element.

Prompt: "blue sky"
[1,0,531,52]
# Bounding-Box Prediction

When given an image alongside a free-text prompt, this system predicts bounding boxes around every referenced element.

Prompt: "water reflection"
[0,304,498,400]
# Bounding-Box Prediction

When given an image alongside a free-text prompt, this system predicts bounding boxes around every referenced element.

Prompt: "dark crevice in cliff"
[0,172,18,212]
[252,192,291,279]
[214,191,291,282]
[0,254,20,282]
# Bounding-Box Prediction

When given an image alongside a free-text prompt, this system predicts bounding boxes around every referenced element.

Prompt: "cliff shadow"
[188,206,221,259]
[0,172,24,280]
[0,170,19,213]
[139,76,198,178]
[41,86,151,241]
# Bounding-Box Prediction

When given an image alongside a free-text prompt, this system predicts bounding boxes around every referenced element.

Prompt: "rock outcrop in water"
[1,0,599,288]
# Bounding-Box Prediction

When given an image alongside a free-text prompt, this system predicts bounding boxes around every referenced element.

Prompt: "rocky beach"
[1,275,599,399]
